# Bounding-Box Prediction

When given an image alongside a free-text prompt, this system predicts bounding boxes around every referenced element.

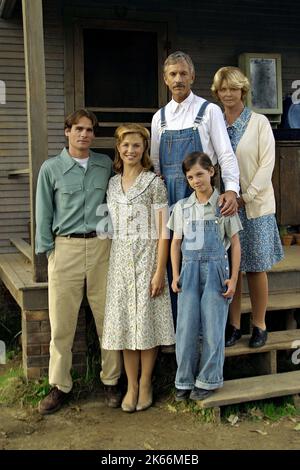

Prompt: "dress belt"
[64,231,98,239]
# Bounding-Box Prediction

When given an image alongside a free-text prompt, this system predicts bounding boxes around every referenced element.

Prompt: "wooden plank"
[199,371,300,408]
[0,254,25,307]
[89,107,158,113]
[10,237,32,262]
[241,291,300,313]
[225,329,300,357]
[8,168,29,177]
[22,0,48,282]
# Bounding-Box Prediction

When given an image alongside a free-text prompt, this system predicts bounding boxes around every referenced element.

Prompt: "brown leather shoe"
[104,385,122,408]
[38,387,70,415]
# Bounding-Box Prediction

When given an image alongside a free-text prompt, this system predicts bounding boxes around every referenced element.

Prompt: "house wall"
[0,0,299,253]
[0,0,65,254]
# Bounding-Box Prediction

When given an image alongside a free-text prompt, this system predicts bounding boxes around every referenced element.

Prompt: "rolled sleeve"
[150,111,161,174]
[208,104,240,195]
[167,201,183,237]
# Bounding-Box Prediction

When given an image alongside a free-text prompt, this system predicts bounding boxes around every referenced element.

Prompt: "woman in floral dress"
[211,67,283,348]
[102,124,175,412]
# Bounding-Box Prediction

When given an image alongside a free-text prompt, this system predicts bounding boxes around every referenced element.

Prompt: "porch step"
[199,371,300,408]
[225,329,300,357]
[242,246,300,294]
[10,237,32,263]
[241,291,300,313]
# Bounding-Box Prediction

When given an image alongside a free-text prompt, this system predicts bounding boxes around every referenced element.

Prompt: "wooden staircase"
[199,246,300,411]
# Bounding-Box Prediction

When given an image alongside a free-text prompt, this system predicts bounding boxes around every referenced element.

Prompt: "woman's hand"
[150,271,165,298]
[171,275,181,293]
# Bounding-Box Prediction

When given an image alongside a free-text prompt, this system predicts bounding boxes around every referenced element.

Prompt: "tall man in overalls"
[151,51,240,330]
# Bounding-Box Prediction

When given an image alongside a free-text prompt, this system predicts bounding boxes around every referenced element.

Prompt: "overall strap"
[160,107,167,131]
[215,204,222,218]
[194,100,210,125]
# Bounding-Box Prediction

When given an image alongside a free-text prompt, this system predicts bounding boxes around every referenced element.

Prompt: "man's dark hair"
[64,108,98,132]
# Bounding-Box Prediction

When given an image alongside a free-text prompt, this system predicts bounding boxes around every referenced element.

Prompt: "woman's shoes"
[225,324,242,347]
[249,326,268,348]
[136,385,153,412]
[121,390,138,413]
[121,400,136,413]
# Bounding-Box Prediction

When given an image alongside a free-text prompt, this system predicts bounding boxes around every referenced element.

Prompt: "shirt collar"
[60,148,107,174]
[226,106,252,130]
[183,188,220,208]
[170,91,194,114]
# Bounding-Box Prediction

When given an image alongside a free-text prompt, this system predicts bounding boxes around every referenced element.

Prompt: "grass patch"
[222,396,299,422]
[0,362,51,407]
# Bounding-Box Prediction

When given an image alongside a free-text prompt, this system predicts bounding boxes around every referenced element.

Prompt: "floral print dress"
[102,171,175,350]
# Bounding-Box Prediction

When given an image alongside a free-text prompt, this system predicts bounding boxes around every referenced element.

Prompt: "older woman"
[211,66,283,348]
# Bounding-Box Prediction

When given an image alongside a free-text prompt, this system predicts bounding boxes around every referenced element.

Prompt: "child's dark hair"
[182,151,218,186]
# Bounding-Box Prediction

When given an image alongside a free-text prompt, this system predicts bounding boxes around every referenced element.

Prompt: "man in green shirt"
[36,109,122,414]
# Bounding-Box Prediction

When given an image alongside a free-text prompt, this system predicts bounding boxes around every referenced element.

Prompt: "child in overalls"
[168,152,242,401]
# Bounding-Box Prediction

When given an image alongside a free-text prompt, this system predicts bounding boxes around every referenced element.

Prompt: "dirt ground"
[0,391,300,451]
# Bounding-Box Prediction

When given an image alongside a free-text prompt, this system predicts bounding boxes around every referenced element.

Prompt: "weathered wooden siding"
[0,0,65,254]
[0,0,299,254]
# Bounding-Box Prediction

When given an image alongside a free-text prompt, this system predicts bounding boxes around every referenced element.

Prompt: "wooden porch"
[1,245,300,401]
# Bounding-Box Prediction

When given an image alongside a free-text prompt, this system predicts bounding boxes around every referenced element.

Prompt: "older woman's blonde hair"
[211,66,250,102]
[114,124,153,174]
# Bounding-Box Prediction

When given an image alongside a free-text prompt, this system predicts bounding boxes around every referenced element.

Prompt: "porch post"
[22,0,48,282]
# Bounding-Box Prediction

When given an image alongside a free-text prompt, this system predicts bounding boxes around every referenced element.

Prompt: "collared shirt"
[225,106,252,153]
[35,147,113,254]
[150,91,240,194]
[167,188,242,250]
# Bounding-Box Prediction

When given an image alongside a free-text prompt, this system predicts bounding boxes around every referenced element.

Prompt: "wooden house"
[0,0,300,411]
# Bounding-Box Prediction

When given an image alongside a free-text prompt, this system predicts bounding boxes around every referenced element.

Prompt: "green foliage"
[0,363,50,406]
[222,396,298,422]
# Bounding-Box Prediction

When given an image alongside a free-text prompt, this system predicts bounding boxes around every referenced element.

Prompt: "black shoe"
[225,324,242,347]
[189,387,214,401]
[249,326,268,348]
[175,388,190,402]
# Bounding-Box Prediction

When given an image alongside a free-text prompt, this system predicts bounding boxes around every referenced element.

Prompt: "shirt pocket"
[60,184,82,209]
[93,183,106,204]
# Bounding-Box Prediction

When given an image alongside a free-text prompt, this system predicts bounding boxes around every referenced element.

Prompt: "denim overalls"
[159,100,210,324]
[159,100,210,207]
[175,206,230,391]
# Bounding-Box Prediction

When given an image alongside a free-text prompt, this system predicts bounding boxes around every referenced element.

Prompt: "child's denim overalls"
[159,100,210,324]
[175,206,230,391]
[159,100,210,207]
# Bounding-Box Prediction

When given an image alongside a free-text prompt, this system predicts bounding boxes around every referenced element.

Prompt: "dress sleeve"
[151,175,169,209]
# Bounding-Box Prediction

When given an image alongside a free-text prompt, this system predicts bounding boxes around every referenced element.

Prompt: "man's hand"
[219,191,238,216]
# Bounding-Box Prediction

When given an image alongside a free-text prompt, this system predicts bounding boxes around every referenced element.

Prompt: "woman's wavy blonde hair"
[211,66,250,103]
[114,124,153,174]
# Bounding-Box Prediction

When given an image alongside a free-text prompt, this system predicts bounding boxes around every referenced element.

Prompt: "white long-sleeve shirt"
[150,91,240,194]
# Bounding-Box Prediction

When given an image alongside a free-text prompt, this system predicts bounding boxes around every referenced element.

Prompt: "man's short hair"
[64,108,98,132]
[163,51,195,76]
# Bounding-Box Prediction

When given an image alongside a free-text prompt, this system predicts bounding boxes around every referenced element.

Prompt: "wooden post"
[22,0,48,282]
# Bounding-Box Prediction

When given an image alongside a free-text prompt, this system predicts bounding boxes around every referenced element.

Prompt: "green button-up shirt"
[35,147,113,254]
